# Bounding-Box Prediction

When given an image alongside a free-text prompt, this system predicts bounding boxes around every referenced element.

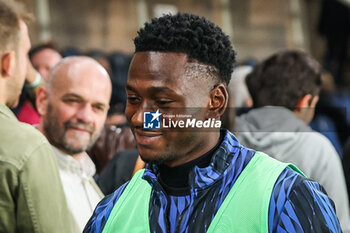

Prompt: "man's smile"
[134,128,163,146]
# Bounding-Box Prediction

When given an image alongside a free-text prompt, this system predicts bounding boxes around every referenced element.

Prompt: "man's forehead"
[60,92,109,105]
[34,48,61,59]
[146,51,188,61]
[52,83,110,107]
[49,59,111,99]
[50,58,108,84]
[129,51,218,89]
[132,51,217,75]
[126,82,177,94]
[66,60,108,78]
[131,51,188,72]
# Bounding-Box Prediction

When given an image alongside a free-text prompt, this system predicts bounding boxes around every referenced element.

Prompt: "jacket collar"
[142,129,252,192]
[0,102,17,120]
[52,146,96,178]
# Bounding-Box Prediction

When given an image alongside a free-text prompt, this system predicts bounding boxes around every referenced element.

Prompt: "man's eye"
[127,97,141,104]
[93,105,105,111]
[64,99,79,103]
[156,99,174,106]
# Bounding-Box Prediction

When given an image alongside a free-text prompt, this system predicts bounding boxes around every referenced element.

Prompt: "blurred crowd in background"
[14,0,350,206]
[15,0,350,185]
[2,0,350,231]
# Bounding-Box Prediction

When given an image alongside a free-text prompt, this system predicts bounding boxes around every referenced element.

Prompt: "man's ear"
[36,86,49,116]
[294,94,319,124]
[207,84,228,119]
[295,94,313,112]
[310,95,319,108]
[1,51,15,78]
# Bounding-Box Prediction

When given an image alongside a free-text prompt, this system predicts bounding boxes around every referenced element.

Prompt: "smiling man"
[84,13,341,232]
[36,56,112,231]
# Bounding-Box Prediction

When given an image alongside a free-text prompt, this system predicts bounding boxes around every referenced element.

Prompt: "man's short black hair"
[246,50,322,110]
[134,13,236,85]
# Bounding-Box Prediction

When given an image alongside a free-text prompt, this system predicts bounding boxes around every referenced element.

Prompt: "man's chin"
[138,149,175,166]
[140,156,166,166]
[66,129,92,139]
[61,142,88,155]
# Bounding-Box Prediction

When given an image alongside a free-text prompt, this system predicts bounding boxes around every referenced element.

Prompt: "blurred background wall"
[18,0,350,85]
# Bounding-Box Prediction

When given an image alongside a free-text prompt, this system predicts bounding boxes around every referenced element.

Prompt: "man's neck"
[158,130,224,195]
[68,152,83,161]
[293,110,311,124]
[164,131,221,167]
[52,145,84,161]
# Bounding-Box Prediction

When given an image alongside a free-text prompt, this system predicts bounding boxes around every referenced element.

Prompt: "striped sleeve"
[269,168,341,233]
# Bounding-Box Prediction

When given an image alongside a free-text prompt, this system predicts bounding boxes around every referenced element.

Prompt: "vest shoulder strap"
[207,151,304,233]
[102,169,151,233]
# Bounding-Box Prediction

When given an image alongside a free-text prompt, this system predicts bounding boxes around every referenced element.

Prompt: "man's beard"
[137,146,179,166]
[43,104,101,154]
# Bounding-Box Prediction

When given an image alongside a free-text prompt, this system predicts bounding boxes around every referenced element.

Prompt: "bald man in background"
[36,56,112,231]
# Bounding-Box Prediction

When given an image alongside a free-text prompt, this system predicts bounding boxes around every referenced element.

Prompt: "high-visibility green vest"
[102,152,304,233]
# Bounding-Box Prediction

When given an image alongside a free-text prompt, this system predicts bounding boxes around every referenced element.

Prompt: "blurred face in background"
[31,48,62,80]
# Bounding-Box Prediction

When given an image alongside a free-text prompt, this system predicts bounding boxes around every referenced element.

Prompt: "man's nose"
[128,101,156,127]
[75,104,94,123]
[129,106,143,127]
